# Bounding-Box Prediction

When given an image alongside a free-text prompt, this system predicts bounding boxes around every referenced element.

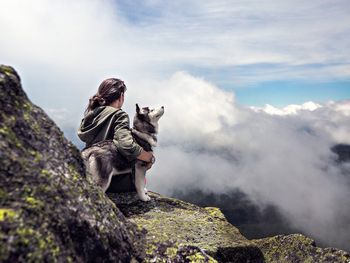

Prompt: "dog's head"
[134,104,164,132]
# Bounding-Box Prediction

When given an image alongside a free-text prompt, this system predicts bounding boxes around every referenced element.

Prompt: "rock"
[109,192,350,262]
[108,192,264,262]
[252,234,350,263]
[0,65,145,262]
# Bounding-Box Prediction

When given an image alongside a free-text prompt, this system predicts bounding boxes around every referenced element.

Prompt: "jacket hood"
[77,106,120,144]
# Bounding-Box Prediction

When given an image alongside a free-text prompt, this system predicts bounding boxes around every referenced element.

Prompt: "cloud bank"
[142,72,350,250]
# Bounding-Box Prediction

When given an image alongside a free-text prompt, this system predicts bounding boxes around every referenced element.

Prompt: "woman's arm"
[113,110,154,164]
[113,110,144,161]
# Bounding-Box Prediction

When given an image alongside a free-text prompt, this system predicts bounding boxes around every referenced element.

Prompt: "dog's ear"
[136,104,140,114]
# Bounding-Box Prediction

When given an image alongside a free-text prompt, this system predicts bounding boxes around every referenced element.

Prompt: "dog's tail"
[81,150,114,191]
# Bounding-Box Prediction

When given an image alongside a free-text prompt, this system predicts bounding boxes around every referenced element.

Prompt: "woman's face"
[120,92,125,106]
[109,93,125,109]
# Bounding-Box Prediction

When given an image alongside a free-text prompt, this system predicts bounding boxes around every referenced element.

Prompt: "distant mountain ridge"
[332,144,350,163]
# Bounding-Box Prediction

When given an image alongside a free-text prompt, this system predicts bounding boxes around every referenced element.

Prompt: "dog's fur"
[81,104,164,201]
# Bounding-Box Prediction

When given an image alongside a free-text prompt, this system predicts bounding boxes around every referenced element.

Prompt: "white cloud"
[251,101,322,115]
[145,72,350,250]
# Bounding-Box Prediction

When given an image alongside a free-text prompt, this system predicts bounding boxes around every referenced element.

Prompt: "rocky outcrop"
[108,192,263,262]
[109,192,350,263]
[173,189,301,241]
[1,65,349,263]
[0,65,145,262]
[252,234,350,262]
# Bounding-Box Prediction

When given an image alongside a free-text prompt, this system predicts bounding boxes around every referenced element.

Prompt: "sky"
[1,0,350,251]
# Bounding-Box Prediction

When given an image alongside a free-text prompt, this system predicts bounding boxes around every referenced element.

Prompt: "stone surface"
[109,191,350,263]
[108,191,265,262]
[0,65,145,262]
[252,234,350,263]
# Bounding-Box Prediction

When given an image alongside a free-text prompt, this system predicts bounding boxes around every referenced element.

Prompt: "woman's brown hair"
[85,78,127,115]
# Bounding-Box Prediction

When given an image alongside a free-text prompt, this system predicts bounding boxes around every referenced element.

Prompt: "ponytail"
[84,78,127,115]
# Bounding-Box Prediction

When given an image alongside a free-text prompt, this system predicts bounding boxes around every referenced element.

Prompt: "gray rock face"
[0,65,145,262]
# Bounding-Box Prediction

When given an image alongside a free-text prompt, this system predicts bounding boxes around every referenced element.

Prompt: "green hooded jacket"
[77,106,143,162]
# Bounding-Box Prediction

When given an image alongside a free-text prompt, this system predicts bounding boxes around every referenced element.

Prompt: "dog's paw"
[139,194,151,202]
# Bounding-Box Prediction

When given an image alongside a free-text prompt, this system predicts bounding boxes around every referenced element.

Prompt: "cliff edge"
[0,65,349,262]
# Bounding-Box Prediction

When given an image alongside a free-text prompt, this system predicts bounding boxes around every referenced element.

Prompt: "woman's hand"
[137,150,153,162]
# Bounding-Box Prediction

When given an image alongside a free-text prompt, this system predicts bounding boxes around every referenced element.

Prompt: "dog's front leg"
[135,162,150,201]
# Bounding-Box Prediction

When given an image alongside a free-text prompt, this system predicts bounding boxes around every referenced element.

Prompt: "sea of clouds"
[133,72,350,250]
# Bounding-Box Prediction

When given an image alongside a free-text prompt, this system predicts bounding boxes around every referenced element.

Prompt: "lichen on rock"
[108,192,264,262]
[252,234,350,263]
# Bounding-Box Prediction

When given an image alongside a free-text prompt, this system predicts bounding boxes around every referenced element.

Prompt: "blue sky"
[111,0,350,106]
[235,80,350,107]
[0,0,349,118]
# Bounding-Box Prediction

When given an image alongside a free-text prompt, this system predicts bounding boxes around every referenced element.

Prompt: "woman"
[77,78,154,190]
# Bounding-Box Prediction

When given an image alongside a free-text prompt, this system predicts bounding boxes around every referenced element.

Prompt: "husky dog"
[81,104,164,201]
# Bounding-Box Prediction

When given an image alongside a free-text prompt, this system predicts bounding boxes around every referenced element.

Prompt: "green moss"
[15,227,61,261]
[165,247,178,258]
[17,228,35,236]
[186,252,207,262]
[31,122,41,134]
[40,169,52,176]
[204,207,226,220]
[0,126,22,148]
[68,164,80,182]
[23,111,31,121]
[0,114,16,127]
[0,208,17,221]
[0,188,7,200]
[22,110,41,134]
[22,102,33,112]
[16,228,34,246]
[22,186,31,196]
[0,65,16,77]
[29,150,42,162]
[146,243,158,256]
[25,196,43,207]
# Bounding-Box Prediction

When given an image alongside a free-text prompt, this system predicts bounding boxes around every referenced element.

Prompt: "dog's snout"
[161,106,164,109]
